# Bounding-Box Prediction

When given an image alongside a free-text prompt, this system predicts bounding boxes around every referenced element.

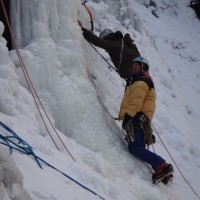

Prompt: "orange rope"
[0,0,75,162]
[151,122,200,200]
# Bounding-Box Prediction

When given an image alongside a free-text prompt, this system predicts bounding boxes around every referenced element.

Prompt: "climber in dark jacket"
[82,28,141,79]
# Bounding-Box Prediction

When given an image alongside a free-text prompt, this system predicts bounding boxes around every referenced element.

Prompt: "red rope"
[0,0,75,162]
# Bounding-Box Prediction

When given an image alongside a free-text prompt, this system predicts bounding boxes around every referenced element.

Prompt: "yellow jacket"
[119,80,156,120]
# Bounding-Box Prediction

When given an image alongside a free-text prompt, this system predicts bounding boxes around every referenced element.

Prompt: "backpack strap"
[118,38,124,72]
[129,76,154,89]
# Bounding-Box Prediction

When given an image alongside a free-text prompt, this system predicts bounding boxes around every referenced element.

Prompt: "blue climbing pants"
[128,128,165,170]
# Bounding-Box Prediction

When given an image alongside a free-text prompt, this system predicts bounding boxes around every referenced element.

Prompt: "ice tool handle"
[82,1,94,31]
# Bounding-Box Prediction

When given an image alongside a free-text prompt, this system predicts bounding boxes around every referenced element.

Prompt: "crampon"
[152,164,174,185]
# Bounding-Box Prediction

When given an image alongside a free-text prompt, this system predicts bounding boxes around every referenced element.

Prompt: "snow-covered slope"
[0,0,200,200]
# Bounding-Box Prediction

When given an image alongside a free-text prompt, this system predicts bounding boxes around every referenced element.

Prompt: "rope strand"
[0,0,75,161]
[0,121,105,200]
[151,122,200,200]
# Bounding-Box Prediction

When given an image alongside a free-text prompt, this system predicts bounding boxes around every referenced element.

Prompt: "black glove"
[82,28,92,40]
[122,113,132,130]
[82,28,87,32]
[122,113,134,143]
[123,33,134,47]
[109,31,123,41]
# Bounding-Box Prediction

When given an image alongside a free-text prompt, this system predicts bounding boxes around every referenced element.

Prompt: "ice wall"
[10,0,59,48]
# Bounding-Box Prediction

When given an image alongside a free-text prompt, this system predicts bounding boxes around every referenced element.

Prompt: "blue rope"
[0,121,42,168]
[0,121,106,200]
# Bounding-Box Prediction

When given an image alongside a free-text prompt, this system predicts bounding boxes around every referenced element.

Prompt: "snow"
[0,0,200,200]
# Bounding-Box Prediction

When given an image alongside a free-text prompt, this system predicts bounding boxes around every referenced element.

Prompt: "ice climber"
[118,56,174,184]
[82,28,141,79]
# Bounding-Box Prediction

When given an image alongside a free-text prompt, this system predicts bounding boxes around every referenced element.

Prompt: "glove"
[82,28,91,40]
[122,113,132,130]
[122,113,134,143]
[110,31,123,41]
[123,33,134,47]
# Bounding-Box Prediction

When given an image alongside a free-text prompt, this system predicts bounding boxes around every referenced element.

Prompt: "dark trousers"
[128,128,165,170]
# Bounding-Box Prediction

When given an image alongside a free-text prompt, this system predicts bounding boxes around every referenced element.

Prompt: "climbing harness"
[118,38,124,73]
[0,121,106,200]
[0,0,75,162]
